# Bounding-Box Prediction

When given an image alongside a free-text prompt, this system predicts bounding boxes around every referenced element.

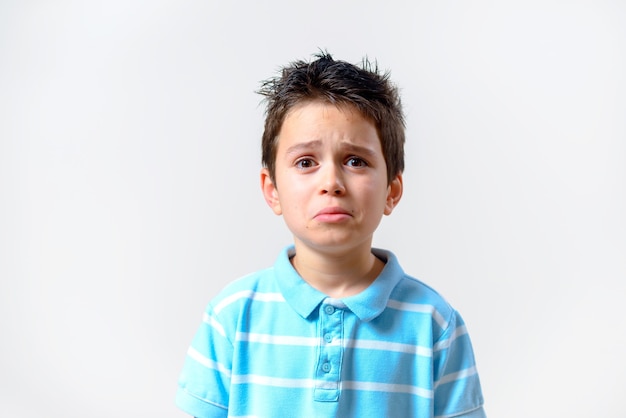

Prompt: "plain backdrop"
[1,1,625,417]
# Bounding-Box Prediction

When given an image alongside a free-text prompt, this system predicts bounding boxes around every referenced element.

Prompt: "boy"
[176,52,485,417]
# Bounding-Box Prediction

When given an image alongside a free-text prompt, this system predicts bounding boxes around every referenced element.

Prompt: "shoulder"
[380,252,459,338]
[392,274,454,315]
[376,248,456,320]
[208,266,282,313]
[209,245,296,305]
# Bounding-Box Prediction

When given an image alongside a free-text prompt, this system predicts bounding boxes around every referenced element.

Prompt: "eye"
[346,157,368,167]
[295,158,317,169]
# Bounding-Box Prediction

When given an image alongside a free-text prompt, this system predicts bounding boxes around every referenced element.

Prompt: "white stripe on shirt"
[434,365,478,388]
[213,290,285,314]
[187,347,231,377]
[345,339,433,357]
[232,374,319,389]
[231,374,432,398]
[343,380,433,399]
[235,332,432,356]
[433,325,468,352]
[387,299,449,329]
[236,332,322,346]
[203,312,226,337]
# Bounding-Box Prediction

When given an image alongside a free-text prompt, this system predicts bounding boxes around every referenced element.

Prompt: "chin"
[304,237,371,253]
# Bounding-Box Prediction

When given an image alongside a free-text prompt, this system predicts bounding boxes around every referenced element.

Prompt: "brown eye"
[346,157,367,167]
[296,158,316,169]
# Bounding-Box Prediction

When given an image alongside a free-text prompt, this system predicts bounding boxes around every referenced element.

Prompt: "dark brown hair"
[258,51,405,184]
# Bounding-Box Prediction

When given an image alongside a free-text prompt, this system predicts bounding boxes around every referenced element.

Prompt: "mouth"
[314,207,352,223]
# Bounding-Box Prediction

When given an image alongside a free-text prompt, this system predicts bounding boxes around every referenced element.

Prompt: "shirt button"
[322,363,331,373]
[324,334,333,343]
[324,305,335,315]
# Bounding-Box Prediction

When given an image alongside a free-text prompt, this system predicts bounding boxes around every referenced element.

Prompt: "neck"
[291,241,384,298]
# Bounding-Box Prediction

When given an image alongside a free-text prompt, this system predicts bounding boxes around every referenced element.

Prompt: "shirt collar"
[273,245,405,322]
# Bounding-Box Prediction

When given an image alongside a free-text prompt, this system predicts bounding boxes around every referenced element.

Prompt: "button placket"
[314,301,343,402]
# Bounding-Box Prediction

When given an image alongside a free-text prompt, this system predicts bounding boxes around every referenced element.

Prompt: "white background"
[1,1,625,417]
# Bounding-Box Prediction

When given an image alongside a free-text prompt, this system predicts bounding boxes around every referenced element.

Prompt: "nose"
[320,163,346,196]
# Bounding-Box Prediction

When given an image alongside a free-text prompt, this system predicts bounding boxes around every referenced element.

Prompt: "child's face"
[261,101,402,256]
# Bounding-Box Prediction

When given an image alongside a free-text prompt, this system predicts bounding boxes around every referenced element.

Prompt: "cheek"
[282,182,308,203]
[361,180,388,199]
[279,193,304,215]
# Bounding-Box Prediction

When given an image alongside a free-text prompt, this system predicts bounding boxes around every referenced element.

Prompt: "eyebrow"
[284,140,323,157]
[284,140,378,158]
[341,143,378,158]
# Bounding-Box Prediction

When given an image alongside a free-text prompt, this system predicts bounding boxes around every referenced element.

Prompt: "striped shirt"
[176,246,485,417]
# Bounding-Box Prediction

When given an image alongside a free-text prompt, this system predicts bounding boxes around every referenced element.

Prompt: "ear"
[260,168,282,215]
[384,174,403,216]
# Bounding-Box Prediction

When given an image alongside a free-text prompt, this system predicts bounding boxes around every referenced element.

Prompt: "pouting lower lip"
[315,207,351,216]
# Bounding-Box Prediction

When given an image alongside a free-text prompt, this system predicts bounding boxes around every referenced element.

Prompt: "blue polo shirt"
[176,246,485,417]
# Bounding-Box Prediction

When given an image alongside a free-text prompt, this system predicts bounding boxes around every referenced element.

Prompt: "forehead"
[283,100,370,125]
[276,101,380,150]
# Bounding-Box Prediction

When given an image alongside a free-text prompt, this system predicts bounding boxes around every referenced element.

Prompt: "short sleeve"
[432,310,486,418]
[176,304,233,418]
